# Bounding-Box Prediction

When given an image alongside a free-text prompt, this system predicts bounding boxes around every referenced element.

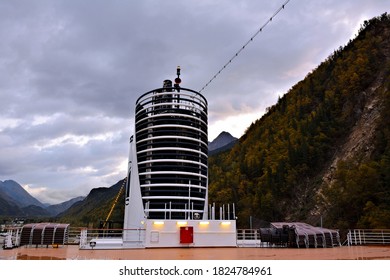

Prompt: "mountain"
[20,205,51,217]
[208,13,390,230]
[209,131,238,155]
[57,179,125,227]
[46,196,85,216]
[0,195,23,216]
[0,180,85,217]
[0,180,45,208]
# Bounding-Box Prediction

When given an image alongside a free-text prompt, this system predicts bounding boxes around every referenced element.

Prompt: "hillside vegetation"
[208,13,390,229]
[58,179,125,227]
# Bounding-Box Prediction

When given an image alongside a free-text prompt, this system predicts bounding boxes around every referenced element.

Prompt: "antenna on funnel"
[175,66,181,91]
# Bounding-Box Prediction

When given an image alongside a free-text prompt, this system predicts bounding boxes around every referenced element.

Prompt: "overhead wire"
[199,0,291,93]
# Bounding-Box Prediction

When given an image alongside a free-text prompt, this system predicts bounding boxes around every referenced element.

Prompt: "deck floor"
[1,245,390,260]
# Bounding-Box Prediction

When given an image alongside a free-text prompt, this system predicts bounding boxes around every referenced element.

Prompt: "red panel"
[180,226,193,244]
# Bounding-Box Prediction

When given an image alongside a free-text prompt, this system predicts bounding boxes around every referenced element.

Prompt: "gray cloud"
[0,0,388,203]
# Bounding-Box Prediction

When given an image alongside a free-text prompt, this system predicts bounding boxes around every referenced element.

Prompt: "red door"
[180,226,193,244]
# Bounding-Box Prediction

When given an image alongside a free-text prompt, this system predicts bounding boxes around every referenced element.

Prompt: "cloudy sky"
[0,0,388,204]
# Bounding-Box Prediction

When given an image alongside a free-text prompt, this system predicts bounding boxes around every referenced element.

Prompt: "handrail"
[347,229,390,246]
[237,229,261,240]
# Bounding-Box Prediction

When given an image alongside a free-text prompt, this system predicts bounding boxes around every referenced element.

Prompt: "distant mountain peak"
[0,179,44,208]
[0,180,85,217]
[218,131,235,138]
[209,131,238,152]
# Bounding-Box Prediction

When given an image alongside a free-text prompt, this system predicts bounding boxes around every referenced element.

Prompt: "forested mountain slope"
[208,13,390,229]
[57,179,125,227]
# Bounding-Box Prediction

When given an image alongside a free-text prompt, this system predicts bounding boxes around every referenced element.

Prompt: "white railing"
[347,229,390,246]
[78,228,146,249]
[236,229,263,247]
[79,228,123,249]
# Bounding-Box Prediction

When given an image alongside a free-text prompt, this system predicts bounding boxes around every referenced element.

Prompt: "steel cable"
[199,0,291,93]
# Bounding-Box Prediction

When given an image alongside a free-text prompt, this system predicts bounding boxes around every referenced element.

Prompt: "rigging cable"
[199,0,291,93]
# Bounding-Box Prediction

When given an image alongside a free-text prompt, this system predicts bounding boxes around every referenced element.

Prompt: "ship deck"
[1,244,390,260]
